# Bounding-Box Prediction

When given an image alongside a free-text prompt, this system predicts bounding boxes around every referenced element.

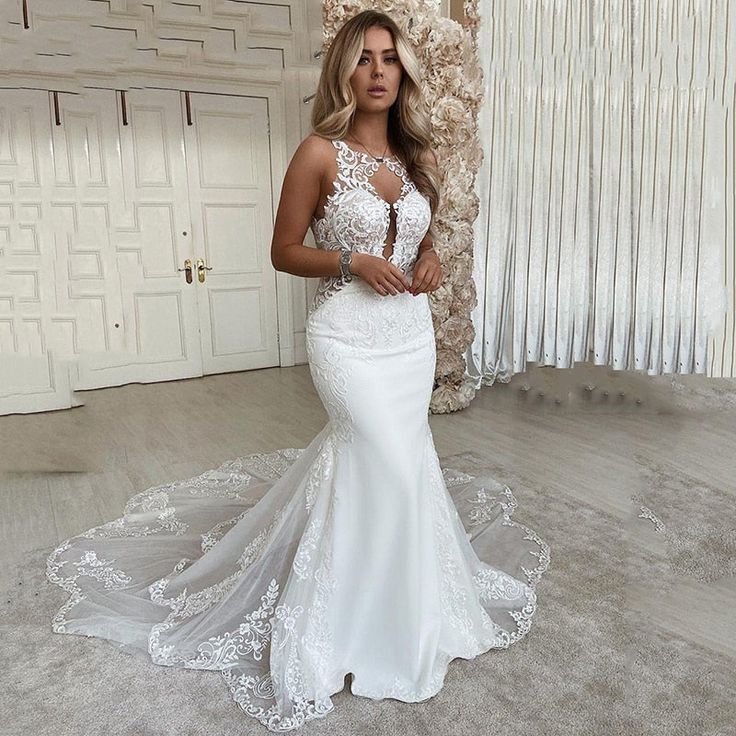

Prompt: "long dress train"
[46,138,550,732]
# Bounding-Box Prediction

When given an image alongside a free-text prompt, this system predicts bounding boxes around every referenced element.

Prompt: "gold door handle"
[177,258,193,284]
[196,258,213,283]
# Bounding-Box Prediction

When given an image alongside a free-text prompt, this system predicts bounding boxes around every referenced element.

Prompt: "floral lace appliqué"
[308,139,431,315]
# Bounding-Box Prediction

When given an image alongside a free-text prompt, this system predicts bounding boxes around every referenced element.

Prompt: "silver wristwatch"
[339,249,353,282]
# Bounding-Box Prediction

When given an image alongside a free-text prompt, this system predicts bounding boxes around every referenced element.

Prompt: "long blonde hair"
[312,10,441,233]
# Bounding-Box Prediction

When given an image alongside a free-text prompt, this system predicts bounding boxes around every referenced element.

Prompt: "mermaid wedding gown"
[47,139,550,732]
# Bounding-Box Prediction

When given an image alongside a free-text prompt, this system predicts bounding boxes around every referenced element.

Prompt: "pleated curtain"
[466,0,734,385]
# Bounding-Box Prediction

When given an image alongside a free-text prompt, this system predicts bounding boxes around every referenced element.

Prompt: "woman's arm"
[409,148,443,295]
[270,135,343,278]
[417,230,436,257]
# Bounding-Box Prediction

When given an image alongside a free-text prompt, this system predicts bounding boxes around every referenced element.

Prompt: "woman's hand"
[351,253,412,296]
[409,249,443,295]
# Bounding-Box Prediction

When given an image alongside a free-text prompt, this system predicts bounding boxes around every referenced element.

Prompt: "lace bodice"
[309,139,432,313]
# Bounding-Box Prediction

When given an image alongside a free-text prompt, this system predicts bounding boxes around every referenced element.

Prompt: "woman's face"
[349,25,403,113]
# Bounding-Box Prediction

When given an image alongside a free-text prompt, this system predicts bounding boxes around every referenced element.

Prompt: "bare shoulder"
[289,133,335,174]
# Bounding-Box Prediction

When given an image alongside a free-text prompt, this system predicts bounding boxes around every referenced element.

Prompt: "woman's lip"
[368,89,386,96]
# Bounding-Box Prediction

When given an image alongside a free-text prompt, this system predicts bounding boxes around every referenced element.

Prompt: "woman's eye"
[358,56,398,65]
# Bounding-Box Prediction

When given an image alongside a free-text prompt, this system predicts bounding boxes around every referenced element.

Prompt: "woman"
[46,10,550,733]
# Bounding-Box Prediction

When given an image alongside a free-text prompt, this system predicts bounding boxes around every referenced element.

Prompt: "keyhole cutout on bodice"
[366,162,403,260]
[314,145,407,261]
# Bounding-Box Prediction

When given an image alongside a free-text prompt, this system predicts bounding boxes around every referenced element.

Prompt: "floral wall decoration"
[321,0,485,413]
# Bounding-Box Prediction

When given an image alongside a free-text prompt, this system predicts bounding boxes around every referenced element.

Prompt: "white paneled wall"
[1,0,315,75]
[0,0,323,414]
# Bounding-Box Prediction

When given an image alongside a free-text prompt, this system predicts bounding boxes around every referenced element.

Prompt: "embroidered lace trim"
[47,437,550,732]
[308,139,432,315]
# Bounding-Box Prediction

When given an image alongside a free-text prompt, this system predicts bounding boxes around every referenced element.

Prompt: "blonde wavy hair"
[311,10,441,236]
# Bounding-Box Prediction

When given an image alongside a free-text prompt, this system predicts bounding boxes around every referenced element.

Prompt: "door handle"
[177,258,193,284]
[196,258,213,283]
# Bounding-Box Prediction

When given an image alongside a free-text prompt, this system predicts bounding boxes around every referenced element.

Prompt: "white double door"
[2,87,279,392]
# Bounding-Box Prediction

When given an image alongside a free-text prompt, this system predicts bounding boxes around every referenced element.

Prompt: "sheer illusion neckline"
[335,138,401,165]
[311,140,412,226]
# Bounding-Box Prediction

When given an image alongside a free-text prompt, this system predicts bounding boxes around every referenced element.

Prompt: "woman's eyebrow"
[361,48,397,54]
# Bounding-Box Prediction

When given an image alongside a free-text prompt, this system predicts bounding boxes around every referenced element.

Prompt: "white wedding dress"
[47,139,550,732]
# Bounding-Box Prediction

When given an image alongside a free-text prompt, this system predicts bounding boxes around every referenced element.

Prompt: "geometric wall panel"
[0,318,14,352]
[0,0,323,413]
[0,87,205,405]
[136,204,178,277]
[131,107,172,187]
[203,203,259,273]
[184,92,279,375]
[134,292,186,360]
[209,286,264,355]
[197,112,258,188]
[0,0,317,84]
[6,270,39,301]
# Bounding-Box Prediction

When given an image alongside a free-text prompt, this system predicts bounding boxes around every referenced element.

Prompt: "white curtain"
[467,0,732,386]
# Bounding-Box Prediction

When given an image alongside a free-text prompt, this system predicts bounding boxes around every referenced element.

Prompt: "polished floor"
[1,361,735,664]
